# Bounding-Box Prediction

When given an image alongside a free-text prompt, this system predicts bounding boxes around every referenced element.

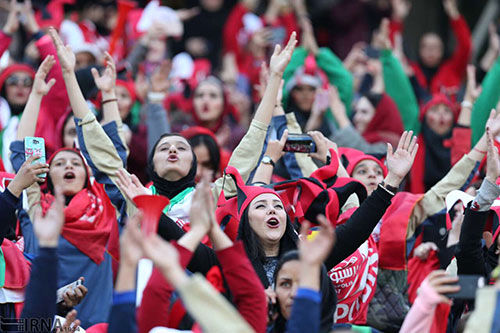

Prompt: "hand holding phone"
[284,134,317,153]
[24,137,47,179]
[56,278,84,304]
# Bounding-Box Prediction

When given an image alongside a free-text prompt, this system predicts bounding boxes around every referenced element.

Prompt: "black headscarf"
[147,134,197,199]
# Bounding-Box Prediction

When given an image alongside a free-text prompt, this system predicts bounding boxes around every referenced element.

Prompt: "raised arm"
[325,131,418,268]
[0,0,18,57]
[16,56,56,140]
[92,52,121,126]
[443,0,471,74]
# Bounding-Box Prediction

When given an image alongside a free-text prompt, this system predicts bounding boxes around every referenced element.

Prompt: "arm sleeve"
[20,247,58,321]
[124,43,148,77]
[399,278,442,333]
[176,273,255,333]
[325,186,393,269]
[137,242,193,333]
[216,241,267,333]
[0,31,12,58]
[76,112,134,220]
[212,119,268,199]
[471,56,500,145]
[407,154,477,238]
[0,189,19,244]
[286,288,321,333]
[330,124,388,155]
[108,291,137,333]
[381,49,420,133]
[446,16,472,76]
[456,179,500,276]
[146,102,171,155]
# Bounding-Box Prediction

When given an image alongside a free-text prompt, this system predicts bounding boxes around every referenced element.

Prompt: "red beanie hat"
[0,64,36,91]
[116,79,137,104]
[345,153,388,178]
[419,94,458,122]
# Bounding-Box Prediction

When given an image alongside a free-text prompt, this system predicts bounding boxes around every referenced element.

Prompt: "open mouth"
[202,105,209,113]
[63,171,75,181]
[266,217,280,228]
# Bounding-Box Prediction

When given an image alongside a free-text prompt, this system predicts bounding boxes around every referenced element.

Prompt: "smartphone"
[24,137,46,178]
[56,279,83,304]
[364,46,380,59]
[284,134,317,153]
[445,275,485,299]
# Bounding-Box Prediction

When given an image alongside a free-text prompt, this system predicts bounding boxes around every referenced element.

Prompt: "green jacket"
[282,46,353,116]
[380,49,420,133]
[471,56,500,145]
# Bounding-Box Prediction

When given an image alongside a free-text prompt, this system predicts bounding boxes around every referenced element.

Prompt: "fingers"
[48,27,64,50]
[403,130,413,150]
[130,173,144,189]
[284,31,297,53]
[299,220,311,240]
[397,131,407,151]
[317,214,335,242]
[46,78,56,91]
[38,55,55,76]
[91,67,100,82]
[279,129,289,146]
[386,142,393,159]
[53,186,65,211]
[273,44,281,57]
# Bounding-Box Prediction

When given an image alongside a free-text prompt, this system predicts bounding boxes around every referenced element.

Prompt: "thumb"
[46,78,56,90]
[279,130,289,146]
[91,68,100,82]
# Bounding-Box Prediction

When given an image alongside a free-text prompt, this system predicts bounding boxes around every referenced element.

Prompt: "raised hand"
[142,233,181,277]
[150,60,172,93]
[372,18,391,50]
[385,130,418,188]
[443,0,460,19]
[2,0,20,35]
[120,211,145,266]
[33,187,65,248]
[91,52,116,94]
[7,155,49,197]
[464,65,481,104]
[20,0,39,34]
[308,130,338,164]
[423,270,459,303]
[32,55,57,96]
[485,126,500,183]
[189,179,214,235]
[264,130,288,164]
[486,109,500,137]
[299,215,336,265]
[269,32,297,76]
[391,0,411,22]
[48,27,76,74]
[115,169,149,202]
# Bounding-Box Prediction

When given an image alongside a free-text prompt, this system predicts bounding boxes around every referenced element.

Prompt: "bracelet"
[102,98,118,105]
[379,181,398,195]
[461,100,473,109]
[473,147,487,154]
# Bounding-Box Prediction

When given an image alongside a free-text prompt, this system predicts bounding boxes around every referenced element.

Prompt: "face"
[153,136,193,181]
[4,71,33,106]
[62,117,77,148]
[75,52,96,70]
[194,144,215,182]
[275,260,300,319]
[146,36,167,63]
[116,85,133,120]
[353,97,376,134]
[247,193,287,248]
[49,151,87,197]
[193,82,224,124]
[419,33,444,68]
[352,160,384,195]
[290,84,316,111]
[425,104,454,135]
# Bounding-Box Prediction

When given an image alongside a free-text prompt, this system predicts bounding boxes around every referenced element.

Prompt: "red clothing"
[223,3,298,84]
[410,16,471,97]
[0,31,12,58]
[137,241,267,333]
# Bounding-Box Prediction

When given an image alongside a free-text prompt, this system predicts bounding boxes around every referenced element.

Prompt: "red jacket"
[0,31,12,58]
[410,16,472,97]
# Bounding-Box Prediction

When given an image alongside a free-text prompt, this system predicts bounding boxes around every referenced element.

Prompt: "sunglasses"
[5,76,33,87]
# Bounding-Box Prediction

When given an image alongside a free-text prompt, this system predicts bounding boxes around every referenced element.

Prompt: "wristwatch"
[261,155,275,167]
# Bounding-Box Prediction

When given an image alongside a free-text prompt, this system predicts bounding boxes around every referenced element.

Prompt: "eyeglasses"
[5,76,33,87]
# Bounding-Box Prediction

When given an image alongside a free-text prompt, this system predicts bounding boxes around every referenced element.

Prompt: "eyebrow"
[158,141,189,149]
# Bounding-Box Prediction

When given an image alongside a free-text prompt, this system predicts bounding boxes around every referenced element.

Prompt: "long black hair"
[188,134,220,176]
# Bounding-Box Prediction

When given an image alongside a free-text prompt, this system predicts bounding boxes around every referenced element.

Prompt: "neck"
[202,118,219,130]
[262,240,280,257]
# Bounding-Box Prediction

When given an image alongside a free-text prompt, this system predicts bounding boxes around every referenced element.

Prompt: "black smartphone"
[364,46,380,59]
[445,275,485,299]
[284,134,317,153]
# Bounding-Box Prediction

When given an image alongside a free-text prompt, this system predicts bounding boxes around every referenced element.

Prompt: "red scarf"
[39,181,115,265]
